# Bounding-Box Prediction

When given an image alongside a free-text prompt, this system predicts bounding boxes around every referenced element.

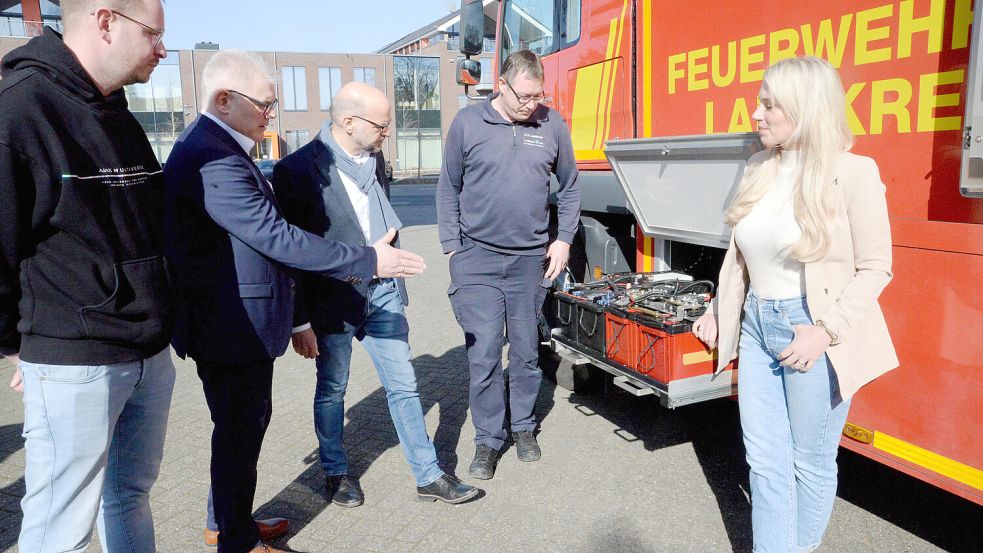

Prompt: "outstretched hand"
[373,228,426,278]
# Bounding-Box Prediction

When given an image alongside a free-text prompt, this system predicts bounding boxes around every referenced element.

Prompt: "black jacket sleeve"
[0,144,32,355]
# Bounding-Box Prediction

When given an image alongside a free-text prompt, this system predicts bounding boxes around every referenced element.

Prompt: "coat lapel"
[312,139,365,238]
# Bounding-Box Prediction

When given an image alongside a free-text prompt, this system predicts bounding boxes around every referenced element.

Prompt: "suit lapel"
[313,139,364,238]
[197,115,282,211]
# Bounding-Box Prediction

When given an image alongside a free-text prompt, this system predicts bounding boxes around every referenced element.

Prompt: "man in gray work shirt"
[437,50,581,480]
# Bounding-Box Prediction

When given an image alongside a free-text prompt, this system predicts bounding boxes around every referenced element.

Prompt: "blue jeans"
[313,279,443,487]
[738,291,851,553]
[18,347,175,553]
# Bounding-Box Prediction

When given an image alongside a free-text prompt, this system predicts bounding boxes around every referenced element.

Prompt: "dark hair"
[500,50,544,82]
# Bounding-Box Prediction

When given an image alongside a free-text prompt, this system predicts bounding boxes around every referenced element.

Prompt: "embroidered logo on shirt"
[522,132,546,148]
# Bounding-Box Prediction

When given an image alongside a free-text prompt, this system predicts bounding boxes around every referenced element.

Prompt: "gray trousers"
[448,241,550,450]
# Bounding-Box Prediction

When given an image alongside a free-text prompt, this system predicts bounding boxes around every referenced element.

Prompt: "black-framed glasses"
[503,78,546,106]
[352,115,391,133]
[110,10,165,49]
[228,90,279,117]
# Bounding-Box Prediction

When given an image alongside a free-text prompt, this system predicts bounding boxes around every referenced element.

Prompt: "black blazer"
[163,116,376,362]
[272,136,406,335]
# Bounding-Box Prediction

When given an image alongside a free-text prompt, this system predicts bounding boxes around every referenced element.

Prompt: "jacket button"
[359,240,365,246]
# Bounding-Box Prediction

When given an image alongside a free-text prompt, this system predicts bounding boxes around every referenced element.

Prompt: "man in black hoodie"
[0,1,174,551]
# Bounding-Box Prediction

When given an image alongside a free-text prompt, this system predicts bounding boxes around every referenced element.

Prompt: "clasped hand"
[777,324,831,372]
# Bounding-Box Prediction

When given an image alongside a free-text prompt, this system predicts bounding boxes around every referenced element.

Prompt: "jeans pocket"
[27,362,108,384]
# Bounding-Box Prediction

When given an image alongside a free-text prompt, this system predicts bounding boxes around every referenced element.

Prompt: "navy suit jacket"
[163,116,376,363]
[272,137,406,336]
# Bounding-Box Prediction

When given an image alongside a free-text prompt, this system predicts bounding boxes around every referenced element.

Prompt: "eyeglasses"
[228,90,279,117]
[352,115,391,133]
[503,78,546,106]
[111,10,165,49]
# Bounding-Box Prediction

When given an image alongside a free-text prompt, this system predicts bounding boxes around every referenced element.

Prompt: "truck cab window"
[502,0,557,57]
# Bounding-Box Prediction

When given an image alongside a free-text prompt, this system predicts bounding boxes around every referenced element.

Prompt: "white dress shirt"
[335,151,374,243]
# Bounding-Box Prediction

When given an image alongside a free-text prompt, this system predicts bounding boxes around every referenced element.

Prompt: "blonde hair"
[725,56,854,262]
[200,50,273,106]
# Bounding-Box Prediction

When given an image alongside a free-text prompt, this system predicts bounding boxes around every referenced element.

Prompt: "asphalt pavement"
[0,189,980,552]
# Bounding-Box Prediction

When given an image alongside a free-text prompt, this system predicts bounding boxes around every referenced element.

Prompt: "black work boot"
[468,444,499,480]
[416,474,480,504]
[326,475,364,507]
[513,430,541,462]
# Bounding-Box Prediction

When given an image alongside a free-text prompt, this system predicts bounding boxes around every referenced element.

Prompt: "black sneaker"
[416,474,480,504]
[468,444,499,480]
[513,431,541,462]
[326,475,364,507]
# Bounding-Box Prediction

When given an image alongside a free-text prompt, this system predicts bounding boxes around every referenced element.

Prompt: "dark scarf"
[320,121,402,243]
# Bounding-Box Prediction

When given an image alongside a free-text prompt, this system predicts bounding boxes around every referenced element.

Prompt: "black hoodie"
[0,29,174,364]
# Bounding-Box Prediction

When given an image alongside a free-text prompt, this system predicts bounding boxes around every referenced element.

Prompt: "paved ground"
[0,222,981,552]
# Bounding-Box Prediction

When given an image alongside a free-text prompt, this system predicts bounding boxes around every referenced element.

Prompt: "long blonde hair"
[725,56,854,262]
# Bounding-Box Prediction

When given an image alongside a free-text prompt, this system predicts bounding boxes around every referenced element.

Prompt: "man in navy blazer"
[273,83,479,507]
[163,51,425,553]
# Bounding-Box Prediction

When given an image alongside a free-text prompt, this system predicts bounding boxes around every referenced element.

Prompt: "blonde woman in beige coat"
[692,56,898,553]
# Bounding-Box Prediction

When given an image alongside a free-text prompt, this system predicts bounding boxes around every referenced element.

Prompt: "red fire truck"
[456,0,983,506]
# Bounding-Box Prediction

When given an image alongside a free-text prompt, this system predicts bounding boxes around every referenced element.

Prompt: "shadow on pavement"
[0,423,25,551]
[258,345,555,548]
[836,450,983,553]
[565,376,983,553]
[565,385,752,552]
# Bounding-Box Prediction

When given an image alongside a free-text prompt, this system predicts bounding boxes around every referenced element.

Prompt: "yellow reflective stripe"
[602,0,630,146]
[575,148,607,160]
[683,350,717,365]
[873,432,983,492]
[641,234,654,272]
[642,0,652,138]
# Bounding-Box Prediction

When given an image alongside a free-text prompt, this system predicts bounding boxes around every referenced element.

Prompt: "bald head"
[330,81,388,124]
[329,81,393,156]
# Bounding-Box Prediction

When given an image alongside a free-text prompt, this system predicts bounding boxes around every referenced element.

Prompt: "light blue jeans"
[738,291,851,553]
[314,279,443,487]
[18,347,175,553]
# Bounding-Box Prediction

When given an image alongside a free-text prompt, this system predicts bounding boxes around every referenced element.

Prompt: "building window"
[285,130,310,154]
[354,67,376,87]
[318,67,342,111]
[282,67,308,111]
[393,56,442,173]
[124,51,185,162]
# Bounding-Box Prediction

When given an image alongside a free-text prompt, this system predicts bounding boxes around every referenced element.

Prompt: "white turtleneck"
[734,150,806,299]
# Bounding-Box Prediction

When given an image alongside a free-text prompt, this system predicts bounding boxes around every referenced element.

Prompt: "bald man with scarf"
[272,83,480,507]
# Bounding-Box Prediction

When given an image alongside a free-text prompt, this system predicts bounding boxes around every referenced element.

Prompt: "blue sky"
[162,0,460,54]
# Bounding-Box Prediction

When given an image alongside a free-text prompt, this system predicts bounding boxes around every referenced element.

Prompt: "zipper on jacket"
[512,125,517,150]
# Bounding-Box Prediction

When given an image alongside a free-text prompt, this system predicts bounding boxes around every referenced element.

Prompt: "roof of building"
[374,8,459,54]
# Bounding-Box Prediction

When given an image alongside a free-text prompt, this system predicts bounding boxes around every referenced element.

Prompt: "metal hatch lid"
[604,133,762,248]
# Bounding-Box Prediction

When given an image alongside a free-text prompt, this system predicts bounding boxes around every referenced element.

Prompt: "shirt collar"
[202,111,255,154]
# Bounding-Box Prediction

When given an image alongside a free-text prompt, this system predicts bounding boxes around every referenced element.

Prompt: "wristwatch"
[815,320,840,345]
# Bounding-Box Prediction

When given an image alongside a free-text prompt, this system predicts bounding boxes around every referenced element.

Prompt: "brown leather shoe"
[203,517,290,547]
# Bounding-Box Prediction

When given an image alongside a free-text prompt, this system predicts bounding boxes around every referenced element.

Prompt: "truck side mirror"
[459,0,485,56]
[456,58,482,86]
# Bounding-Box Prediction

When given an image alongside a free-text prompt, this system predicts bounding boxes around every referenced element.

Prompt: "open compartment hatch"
[604,133,762,248]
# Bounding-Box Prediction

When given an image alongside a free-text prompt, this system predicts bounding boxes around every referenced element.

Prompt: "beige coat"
[714,150,898,400]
